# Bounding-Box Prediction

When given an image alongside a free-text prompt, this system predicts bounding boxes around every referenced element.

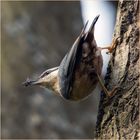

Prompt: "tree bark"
[96,0,139,139]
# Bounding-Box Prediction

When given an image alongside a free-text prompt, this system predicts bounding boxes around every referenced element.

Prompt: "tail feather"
[89,15,100,33]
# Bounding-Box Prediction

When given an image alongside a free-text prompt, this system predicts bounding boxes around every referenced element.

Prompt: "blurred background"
[1,1,117,139]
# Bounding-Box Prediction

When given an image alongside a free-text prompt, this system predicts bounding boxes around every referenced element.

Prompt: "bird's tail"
[89,15,100,33]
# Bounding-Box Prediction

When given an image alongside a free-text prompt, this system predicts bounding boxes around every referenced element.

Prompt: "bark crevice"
[95,0,139,139]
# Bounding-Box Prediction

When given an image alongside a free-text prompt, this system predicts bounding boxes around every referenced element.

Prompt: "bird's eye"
[39,67,58,78]
[40,71,49,78]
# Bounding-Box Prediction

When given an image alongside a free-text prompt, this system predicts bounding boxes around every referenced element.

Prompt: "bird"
[23,15,118,101]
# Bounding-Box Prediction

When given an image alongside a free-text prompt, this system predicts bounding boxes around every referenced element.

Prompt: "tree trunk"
[96,0,139,139]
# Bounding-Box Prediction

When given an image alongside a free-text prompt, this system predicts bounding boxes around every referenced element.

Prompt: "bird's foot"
[101,36,120,54]
[105,86,119,97]
[96,72,119,97]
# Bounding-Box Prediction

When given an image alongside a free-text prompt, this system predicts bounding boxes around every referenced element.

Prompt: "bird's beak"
[22,78,42,87]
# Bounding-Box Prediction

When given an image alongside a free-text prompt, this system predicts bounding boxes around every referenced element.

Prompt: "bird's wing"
[59,22,88,99]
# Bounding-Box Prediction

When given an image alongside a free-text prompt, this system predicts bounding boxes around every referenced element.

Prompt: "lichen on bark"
[96,0,139,139]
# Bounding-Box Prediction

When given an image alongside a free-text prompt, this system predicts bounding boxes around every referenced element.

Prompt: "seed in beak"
[22,78,37,87]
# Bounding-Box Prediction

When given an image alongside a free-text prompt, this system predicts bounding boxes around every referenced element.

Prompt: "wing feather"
[59,22,88,99]
[59,16,99,100]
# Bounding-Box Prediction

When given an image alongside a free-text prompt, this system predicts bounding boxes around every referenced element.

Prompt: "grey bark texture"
[96,0,139,139]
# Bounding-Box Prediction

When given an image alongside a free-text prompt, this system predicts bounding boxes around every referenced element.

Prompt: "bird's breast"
[70,72,98,101]
[69,48,103,101]
[58,45,103,101]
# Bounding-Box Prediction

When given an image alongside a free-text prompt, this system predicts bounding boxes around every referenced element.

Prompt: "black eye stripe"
[39,67,59,78]
[40,72,49,78]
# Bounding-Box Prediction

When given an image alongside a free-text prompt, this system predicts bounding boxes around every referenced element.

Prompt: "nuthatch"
[23,15,118,101]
